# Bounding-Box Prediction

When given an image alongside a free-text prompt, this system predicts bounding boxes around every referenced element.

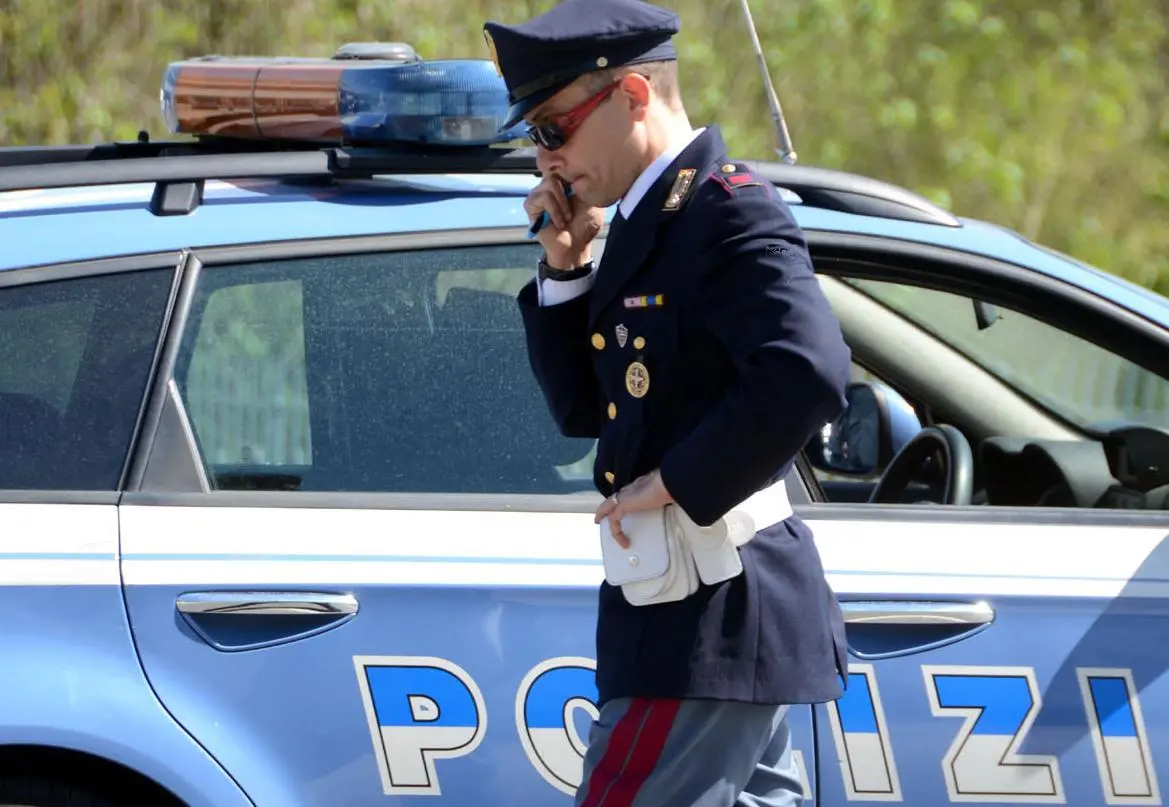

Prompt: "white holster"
[599,481,794,606]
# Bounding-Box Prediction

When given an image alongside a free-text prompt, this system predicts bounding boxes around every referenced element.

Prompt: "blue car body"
[3,54,1169,807]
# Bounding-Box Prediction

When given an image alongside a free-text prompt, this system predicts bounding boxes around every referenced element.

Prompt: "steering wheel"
[869,424,975,505]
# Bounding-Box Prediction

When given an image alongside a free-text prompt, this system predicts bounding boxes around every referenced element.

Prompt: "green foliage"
[2,0,1167,292]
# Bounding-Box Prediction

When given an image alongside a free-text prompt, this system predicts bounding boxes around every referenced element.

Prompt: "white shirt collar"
[617,127,705,219]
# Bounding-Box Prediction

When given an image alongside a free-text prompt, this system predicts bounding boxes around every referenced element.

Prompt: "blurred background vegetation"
[2,0,1168,293]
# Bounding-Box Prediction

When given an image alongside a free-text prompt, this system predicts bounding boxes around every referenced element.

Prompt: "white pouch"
[600,508,697,606]
[670,505,755,586]
[598,482,790,607]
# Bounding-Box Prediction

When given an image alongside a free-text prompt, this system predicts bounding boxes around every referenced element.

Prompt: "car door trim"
[0,491,122,505]
[794,501,1169,527]
[0,250,183,288]
[189,226,551,266]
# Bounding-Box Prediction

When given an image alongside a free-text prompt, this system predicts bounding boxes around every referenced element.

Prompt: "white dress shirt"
[537,127,705,307]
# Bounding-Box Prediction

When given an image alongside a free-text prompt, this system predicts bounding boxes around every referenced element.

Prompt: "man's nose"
[536,146,564,174]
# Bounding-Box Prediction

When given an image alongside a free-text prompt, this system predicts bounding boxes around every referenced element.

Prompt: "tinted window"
[0,269,172,490]
[174,246,597,494]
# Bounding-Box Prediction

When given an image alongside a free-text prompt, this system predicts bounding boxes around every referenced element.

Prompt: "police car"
[1,44,1167,807]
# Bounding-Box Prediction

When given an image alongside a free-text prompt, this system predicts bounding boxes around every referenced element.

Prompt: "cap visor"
[501,103,533,131]
[500,82,566,131]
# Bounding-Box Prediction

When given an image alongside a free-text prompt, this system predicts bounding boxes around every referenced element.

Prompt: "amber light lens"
[253,65,345,140]
[166,62,344,141]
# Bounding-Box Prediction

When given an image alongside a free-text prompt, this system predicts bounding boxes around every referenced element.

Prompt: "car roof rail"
[0,136,960,227]
[743,161,959,227]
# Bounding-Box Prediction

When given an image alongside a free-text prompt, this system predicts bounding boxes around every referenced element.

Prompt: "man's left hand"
[594,470,674,548]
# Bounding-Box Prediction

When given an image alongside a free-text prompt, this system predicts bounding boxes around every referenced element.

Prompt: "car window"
[0,269,173,491]
[173,245,598,494]
[844,278,1169,431]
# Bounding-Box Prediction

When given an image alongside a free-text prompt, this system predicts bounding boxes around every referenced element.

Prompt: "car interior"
[810,270,1169,512]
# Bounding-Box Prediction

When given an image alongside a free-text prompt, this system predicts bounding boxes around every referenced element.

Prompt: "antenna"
[738,0,797,165]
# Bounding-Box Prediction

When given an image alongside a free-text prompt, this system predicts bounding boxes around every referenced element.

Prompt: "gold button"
[608,402,617,419]
[722,163,736,173]
[605,471,615,484]
[633,336,645,350]
[591,333,605,350]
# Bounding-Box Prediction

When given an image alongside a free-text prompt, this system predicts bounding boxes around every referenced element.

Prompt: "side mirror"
[806,381,923,477]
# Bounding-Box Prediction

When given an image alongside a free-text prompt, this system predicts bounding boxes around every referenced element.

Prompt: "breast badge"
[625,361,650,398]
[615,323,628,348]
[663,167,697,210]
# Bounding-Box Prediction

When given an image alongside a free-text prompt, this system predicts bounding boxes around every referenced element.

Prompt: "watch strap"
[539,257,594,282]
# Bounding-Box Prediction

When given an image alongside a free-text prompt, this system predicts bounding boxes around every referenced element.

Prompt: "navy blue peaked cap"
[484,0,681,129]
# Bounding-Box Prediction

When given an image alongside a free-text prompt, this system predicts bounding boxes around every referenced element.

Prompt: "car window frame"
[798,229,1169,528]
[0,250,183,505]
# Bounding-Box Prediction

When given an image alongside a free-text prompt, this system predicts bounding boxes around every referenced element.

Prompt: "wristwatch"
[539,256,595,282]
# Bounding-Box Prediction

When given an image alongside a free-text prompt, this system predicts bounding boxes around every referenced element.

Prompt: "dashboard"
[977,424,1169,510]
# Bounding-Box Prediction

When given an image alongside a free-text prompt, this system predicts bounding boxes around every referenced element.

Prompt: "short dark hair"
[581,59,683,110]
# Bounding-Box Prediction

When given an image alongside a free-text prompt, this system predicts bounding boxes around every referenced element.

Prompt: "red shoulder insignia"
[710,161,765,194]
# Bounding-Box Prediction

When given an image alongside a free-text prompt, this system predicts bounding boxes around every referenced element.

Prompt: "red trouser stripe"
[586,698,683,807]
[580,698,651,807]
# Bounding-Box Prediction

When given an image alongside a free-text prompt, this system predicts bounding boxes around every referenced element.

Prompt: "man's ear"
[619,72,653,121]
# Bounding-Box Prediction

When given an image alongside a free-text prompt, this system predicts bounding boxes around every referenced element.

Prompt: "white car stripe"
[108,506,1169,596]
[6,502,1167,593]
[0,503,119,585]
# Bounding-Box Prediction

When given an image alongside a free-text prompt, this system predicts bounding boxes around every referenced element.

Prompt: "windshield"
[843,278,1169,432]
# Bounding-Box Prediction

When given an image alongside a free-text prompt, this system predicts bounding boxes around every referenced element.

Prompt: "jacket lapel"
[588,127,726,325]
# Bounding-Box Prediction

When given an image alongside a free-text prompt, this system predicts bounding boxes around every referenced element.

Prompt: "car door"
[800,243,1169,806]
[116,234,820,806]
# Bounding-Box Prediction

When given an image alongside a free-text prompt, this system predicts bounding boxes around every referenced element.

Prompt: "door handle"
[841,600,994,625]
[841,600,995,658]
[176,591,359,616]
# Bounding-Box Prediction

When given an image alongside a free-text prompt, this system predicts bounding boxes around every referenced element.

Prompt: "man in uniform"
[484,0,853,804]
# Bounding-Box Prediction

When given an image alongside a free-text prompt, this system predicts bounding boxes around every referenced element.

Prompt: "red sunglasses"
[526,79,623,151]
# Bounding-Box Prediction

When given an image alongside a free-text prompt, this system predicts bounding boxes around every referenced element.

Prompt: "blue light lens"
[160,63,181,134]
[339,59,528,146]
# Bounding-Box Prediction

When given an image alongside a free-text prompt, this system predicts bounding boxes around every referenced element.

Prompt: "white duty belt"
[599,480,793,607]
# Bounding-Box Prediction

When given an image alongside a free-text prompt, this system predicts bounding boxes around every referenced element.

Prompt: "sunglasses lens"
[527,124,565,151]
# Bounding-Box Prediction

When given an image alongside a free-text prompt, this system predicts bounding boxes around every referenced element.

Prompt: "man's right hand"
[524,176,605,269]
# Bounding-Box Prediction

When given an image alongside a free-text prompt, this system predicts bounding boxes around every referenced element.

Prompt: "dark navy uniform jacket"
[517,125,852,708]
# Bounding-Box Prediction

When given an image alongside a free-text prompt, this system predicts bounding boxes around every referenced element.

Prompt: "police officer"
[484,0,852,803]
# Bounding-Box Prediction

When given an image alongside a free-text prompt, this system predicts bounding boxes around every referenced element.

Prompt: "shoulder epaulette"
[710,161,766,194]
